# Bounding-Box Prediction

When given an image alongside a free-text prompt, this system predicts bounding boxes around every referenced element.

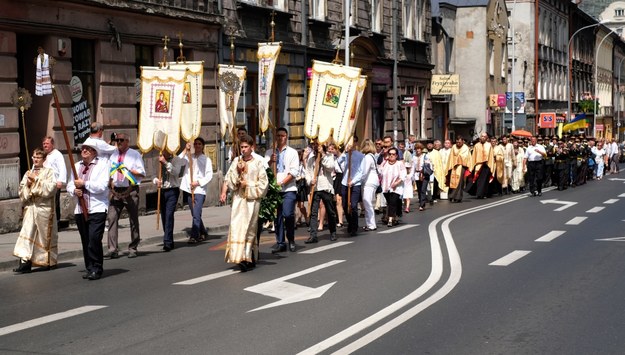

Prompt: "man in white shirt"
[89,122,117,161]
[42,136,67,225]
[523,136,547,197]
[106,133,146,259]
[265,127,299,253]
[337,136,365,236]
[179,137,213,244]
[67,138,110,280]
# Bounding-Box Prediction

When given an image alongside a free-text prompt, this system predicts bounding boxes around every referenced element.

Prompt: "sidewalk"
[0,205,233,272]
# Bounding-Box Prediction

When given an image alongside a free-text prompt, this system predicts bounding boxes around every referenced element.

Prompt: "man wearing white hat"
[67,137,111,280]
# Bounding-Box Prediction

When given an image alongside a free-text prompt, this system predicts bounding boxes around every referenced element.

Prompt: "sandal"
[336,223,343,228]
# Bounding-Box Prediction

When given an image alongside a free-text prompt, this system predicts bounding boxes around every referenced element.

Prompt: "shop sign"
[539,112,556,128]
[431,74,459,95]
[400,95,419,107]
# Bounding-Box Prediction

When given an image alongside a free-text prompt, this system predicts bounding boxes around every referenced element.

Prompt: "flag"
[218,64,247,138]
[257,42,281,134]
[570,113,586,123]
[138,66,186,153]
[304,60,362,144]
[337,75,367,144]
[169,61,204,142]
[562,118,588,132]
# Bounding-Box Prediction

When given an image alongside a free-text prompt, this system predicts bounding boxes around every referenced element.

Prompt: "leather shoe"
[271,244,287,254]
[304,237,318,244]
[87,272,101,280]
[330,233,337,241]
[288,242,296,252]
[238,263,248,272]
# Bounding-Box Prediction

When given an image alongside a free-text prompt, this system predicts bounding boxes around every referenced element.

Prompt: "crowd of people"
[11,122,622,277]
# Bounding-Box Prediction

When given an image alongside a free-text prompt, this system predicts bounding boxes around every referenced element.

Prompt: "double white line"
[299,194,528,354]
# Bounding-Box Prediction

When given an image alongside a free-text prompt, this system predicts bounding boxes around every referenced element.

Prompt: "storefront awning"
[449,118,476,125]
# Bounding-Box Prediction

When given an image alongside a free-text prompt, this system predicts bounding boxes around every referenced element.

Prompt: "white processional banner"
[169,61,204,142]
[218,64,247,138]
[138,67,187,153]
[304,60,362,144]
[257,42,281,134]
[338,75,368,144]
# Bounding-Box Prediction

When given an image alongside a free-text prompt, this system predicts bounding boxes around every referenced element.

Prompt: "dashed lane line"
[586,206,605,213]
[535,230,566,242]
[566,216,587,225]
[604,199,619,204]
[299,241,353,254]
[489,250,532,266]
[0,306,108,337]
[377,224,419,234]
[173,270,240,285]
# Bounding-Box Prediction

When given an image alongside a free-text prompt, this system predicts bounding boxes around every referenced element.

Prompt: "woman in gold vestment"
[224,135,269,272]
[13,148,58,273]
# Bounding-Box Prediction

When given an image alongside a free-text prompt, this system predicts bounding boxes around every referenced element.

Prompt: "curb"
[0,224,230,273]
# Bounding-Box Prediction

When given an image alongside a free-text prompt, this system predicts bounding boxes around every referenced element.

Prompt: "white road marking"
[489,250,532,266]
[377,224,419,234]
[619,193,625,197]
[245,260,345,312]
[299,241,353,254]
[566,216,587,225]
[173,270,239,285]
[299,193,530,355]
[604,199,619,204]
[540,199,577,211]
[586,206,605,213]
[595,237,625,242]
[535,230,566,242]
[0,306,107,337]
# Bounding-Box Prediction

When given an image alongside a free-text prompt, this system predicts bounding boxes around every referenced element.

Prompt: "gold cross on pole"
[160,35,170,69]
[176,31,186,64]
[270,11,276,42]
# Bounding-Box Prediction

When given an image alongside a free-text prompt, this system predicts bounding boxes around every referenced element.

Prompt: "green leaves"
[259,168,283,222]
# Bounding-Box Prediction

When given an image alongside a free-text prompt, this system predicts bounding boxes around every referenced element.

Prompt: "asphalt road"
[1,176,624,354]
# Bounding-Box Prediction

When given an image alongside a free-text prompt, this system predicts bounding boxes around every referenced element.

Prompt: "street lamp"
[593,25,625,138]
[566,20,607,132]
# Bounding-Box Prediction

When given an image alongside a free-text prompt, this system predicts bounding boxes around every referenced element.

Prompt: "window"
[501,43,506,79]
[310,0,326,21]
[371,0,382,33]
[616,8,624,17]
[267,0,287,11]
[402,0,424,40]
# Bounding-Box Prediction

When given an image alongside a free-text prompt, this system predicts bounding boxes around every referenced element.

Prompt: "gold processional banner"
[169,61,204,142]
[304,60,362,144]
[138,67,187,153]
[258,42,281,134]
[218,64,247,138]
[338,75,368,144]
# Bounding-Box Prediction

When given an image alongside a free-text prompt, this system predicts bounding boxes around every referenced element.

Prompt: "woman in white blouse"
[379,147,406,227]
[359,139,380,231]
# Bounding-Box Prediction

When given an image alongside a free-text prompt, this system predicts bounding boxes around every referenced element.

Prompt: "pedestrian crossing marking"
[566,216,587,225]
[535,230,566,242]
[299,241,353,254]
[586,206,605,213]
[378,224,419,234]
[604,199,619,204]
[489,250,531,266]
[0,306,107,337]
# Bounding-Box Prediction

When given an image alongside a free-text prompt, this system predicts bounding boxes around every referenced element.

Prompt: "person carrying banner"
[337,136,364,236]
[180,137,213,244]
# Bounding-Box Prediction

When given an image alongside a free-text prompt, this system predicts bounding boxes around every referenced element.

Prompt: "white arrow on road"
[244,260,345,312]
[540,198,577,211]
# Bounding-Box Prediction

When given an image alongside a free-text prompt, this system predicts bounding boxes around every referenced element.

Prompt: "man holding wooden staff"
[304,139,338,243]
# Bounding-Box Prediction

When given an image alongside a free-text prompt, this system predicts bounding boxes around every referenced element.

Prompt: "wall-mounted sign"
[539,112,556,128]
[431,74,459,95]
[400,95,419,107]
[72,98,91,144]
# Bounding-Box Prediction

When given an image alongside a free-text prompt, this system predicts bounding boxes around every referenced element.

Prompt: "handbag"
[371,154,383,194]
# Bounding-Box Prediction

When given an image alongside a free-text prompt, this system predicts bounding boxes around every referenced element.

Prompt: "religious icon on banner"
[182,82,192,104]
[155,90,170,113]
[323,85,341,108]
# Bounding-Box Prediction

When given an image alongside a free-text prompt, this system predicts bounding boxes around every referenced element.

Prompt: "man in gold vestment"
[467,132,494,199]
[446,136,472,202]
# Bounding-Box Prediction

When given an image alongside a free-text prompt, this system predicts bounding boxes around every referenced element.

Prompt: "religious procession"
[8,28,623,280]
